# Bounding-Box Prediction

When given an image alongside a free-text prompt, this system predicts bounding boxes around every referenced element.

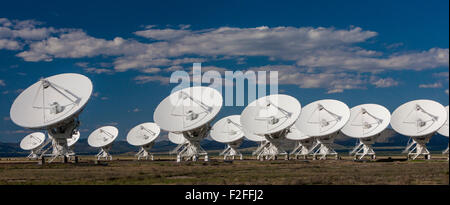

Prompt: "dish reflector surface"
[391,100,446,137]
[210,115,244,143]
[67,131,80,147]
[88,126,119,148]
[241,94,301,135]
[437,106,449,137]
[242,128,266,142]
[154,86,223,132]
[168,132,187,144]
[20,132,46,150]
[127,122,161,146]
[285,126,311,141]
[296,99,350,137]
[341,104,391,139]
[10,73,93,129]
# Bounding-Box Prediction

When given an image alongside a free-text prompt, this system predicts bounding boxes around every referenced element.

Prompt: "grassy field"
[0,155,448,185]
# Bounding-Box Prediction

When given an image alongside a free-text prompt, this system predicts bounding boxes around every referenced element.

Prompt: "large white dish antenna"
[285,126,311,141]
[67,131,80,147]
[10,73,93,129]
[391,100,446,137]
[437,106,449,137]
[154,86,223,132]
[341,104,391,139]
[168,132,187,145]
[242,128,266,142]
[296,99,350,137]
[241,94,301,135]
[20,132,46,150]
[127,122,161,146]
[210,115,244,143]
[88,126,119,148]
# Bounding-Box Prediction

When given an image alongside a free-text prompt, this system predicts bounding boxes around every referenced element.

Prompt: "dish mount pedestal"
[309,134,339,160]
[350,136,377,160]
[255,130,289,161]
[220,140,243,160]
[290,138,314,159]
[136,142,155,160]
[176,125,210,162]
[402,134,433,160]
[96,144,113,160]
[45,119,80,163]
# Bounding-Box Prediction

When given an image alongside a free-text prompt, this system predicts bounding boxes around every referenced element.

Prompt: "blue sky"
[0,0,448,142]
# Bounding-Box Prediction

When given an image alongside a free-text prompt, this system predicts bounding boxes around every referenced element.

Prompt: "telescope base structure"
[176,125,210,163]
[27,138,52,160]
[309,135,339,160]
[136,143,155,160]
[403,134,433,160]
[252,141,266,159]
[220,144,243,160]
[96,144,113,161]
[254,130,289,161]
[350,137,377,160]
[43,120,80,163]
[290,139,314,160]
[177,142,208,162]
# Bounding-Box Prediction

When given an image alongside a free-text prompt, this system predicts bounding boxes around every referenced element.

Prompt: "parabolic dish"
[10,73,93,129]
[341,104,391,139]
[67,130,80,147]
[242,128,266,142]
[285,126,311,141]
[20,132,46,150]
[168,132,187,145]
[210,115,244,143]
[127,122,161,146]
[391,100,446,137]
[296,99,350,137]
[241,94,301,135]
[88,126,119,148]
[437,106,449,137]
[154,86,223,132]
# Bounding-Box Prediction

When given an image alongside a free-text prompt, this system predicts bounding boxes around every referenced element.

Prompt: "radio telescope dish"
[391,100,446,160]
[10,73,93,163]
[154,86,223,162]
[67,131,80,147]
[296,99,350,137]
[88,126,119,160]
[391,100,446,137]
[210,115,244,160]
[168,132,187,145]
[211,115,244,143]
[242,128,266,142]
[10,73,93,129]
[341,104,391,160]
[154,86,222,132]
[295,99,350,160]
[241,94,301,135]
[20,132,46,151]
[241,94,301,160]
[20,132,51,159]
[437,106,449,137]
[127,122,160,160]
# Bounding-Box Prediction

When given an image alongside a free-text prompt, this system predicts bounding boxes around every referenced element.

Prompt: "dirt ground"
[0,155,448,185]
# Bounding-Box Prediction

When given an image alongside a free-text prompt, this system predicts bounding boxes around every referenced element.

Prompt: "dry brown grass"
[0,155,448,185]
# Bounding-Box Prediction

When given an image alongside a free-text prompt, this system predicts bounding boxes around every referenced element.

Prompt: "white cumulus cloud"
[419,82,442,88]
